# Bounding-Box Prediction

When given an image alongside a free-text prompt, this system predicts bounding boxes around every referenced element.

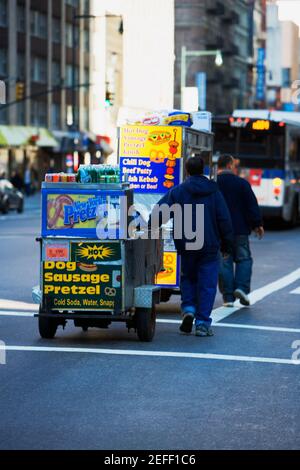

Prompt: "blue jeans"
[180,254,219,327]
[219,235,253,302]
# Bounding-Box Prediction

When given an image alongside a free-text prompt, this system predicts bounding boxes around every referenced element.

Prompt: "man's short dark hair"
[185,156,204,176]
[217,154,234,169]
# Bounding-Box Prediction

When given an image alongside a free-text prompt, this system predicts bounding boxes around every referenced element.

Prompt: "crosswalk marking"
[290,287,300,295]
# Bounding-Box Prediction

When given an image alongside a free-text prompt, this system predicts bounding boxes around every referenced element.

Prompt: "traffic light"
[105,89,115,108]
[16,82,25,101]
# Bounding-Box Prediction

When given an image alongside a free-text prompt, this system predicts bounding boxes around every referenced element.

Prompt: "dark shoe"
[195,325,214,337]
[234,289,250,306]
[179,313,194,334]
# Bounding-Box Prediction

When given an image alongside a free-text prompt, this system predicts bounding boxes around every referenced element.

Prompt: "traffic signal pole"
[72,18,77,131]
[0,82,91,111]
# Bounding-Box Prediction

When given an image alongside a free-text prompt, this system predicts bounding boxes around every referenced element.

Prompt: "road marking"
[212,267,300,322]
[0,310,36,317]
[1,313,300,335]
[157,319,300,334]
[0,344,297,366]
[291,287,300,295]
[0,299,38,311]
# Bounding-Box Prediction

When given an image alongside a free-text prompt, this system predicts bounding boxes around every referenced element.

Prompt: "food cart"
[118,124,214,302]
[34,173,162,342]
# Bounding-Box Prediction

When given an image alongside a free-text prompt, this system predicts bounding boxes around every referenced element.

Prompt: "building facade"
[266,2,299,110]
[0,0,92,178]
[0,0,91,130]
[174,0,252,115]
[89,0,175,161]
[0,0,176,175]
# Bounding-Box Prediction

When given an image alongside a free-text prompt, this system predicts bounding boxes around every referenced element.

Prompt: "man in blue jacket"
[217,154,264,307]
[149,156,233,337]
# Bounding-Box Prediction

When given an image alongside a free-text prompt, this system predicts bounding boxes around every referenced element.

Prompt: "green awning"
[0,125,58,148]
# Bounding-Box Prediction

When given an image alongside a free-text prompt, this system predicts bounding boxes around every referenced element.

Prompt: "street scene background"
[1,0,300,452]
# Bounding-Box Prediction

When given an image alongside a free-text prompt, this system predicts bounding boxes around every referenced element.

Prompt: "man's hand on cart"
[254,226,264,240]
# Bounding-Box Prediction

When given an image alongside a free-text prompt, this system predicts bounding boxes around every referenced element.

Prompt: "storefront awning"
[0,126,58,148]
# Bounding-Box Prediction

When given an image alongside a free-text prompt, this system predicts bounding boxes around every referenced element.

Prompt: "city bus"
[212,110,300,224]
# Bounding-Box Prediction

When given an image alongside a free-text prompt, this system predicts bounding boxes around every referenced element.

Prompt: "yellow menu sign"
[120,125,183,161]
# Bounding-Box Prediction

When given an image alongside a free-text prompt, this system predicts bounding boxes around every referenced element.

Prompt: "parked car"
[0,179,24,214]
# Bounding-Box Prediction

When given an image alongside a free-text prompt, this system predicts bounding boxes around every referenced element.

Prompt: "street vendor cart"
[34,175,162,342]
[118,124,214,302]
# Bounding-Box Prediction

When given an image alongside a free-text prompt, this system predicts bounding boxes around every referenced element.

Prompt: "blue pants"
[219,235,253,303]
[180,254,219,327]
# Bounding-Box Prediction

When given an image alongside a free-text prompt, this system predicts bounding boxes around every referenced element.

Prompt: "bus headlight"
[273,178,282,188]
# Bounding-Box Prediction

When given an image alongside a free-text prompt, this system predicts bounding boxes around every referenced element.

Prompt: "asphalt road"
[0,195,300,450]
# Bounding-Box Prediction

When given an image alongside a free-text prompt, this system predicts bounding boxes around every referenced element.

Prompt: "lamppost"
[180,46,223,109]
[71,13,123,131]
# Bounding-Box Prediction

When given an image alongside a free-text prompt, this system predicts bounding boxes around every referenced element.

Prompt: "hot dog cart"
[118,124,214,302]
[33,177,162,342]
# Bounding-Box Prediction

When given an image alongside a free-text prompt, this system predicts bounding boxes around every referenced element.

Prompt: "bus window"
[289,136,300,162]
[213,120,285,168]
[239,128,270,158]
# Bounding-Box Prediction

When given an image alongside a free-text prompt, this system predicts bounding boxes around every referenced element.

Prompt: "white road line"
[0,299,38,311]
[291,287,300,295]
[211,305,240,322]
[212,267,300,322]
[0,310,36,317]
[156,319,300,334]
[0,344,297,365]
[1,313,299,335]
[249,268,300,304]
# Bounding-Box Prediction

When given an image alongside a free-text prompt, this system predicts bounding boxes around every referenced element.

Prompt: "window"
[0,48,7,76]
[66,23,79,48]
[84,29,90,52]
[52,18,61,44]
[31,57,47,84]
[84,67,89,87]
[83,0,89,15]
[16,102,26,125]
[31,100,47,126]
[31,11,47,39]
[52,61,61,86]
[83,107,89,131]
[17,4,26,32]
[0,107,7,124]
[0,0,7,27]
[51,103,61,129]
[65,64,79,87]
[282,68,291,88]
[65,0,79,8]
[289,136,300,162]
[17,53,26,80]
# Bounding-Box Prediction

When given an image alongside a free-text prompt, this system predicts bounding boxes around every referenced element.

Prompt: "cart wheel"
[38,312,58,339]
[136,306,156,342]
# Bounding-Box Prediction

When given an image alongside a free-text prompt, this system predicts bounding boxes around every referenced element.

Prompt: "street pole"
[180,46,223,109]
[72,18,77,131]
